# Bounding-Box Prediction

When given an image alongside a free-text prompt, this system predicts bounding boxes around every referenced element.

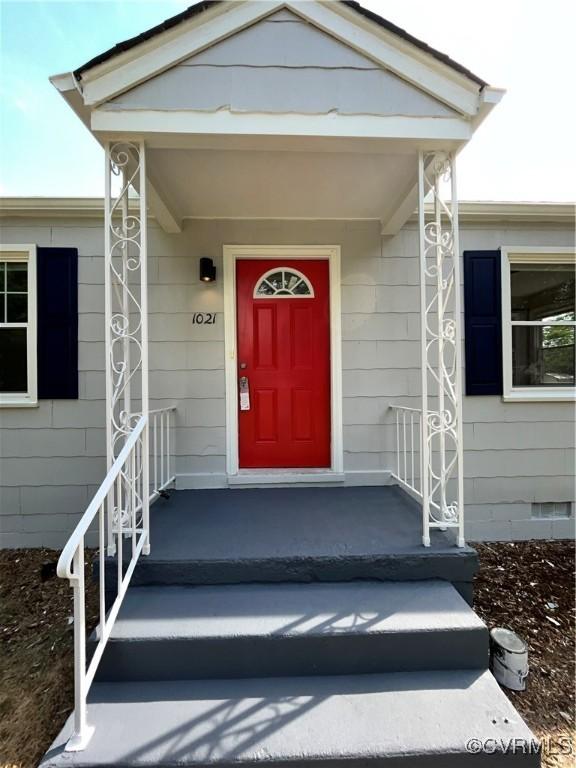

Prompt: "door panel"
[290,305,313,369]
[292,388,313,441]
[254,305,276,369]
[237,259,331,468]
[255,388,278,442]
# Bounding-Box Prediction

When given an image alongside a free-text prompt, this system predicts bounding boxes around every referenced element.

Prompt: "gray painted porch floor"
[147,485,463,560]
[126,486,478,599]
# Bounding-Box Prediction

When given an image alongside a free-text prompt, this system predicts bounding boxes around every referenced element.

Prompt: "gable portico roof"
[74,0,487,88]
[51,0,503,235]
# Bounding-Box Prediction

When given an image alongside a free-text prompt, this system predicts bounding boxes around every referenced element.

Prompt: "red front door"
[237,259,331,468]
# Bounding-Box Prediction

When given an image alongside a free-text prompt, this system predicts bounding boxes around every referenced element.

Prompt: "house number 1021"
[192,312,216,325]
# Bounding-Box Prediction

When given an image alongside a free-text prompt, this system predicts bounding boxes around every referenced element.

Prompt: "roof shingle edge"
[73,0,487,88]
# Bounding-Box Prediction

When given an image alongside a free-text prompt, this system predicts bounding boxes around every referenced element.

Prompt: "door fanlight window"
[254,268,314,298]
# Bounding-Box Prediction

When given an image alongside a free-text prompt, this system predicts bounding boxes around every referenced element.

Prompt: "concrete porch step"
[42,670,538,767]
[94,581,488,682]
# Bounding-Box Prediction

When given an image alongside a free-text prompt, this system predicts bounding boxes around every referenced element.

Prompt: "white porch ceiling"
[146,146,418,223]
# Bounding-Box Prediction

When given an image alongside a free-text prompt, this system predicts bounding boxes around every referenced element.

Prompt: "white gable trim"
[81,1,286,106]
[79,0,483,117]
[290,1,481,116]
[91,109,471,142]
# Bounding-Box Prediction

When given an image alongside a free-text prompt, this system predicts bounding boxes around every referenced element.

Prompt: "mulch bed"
[0,541,574,768]
[473,540,575,767]
[0,549,98,768]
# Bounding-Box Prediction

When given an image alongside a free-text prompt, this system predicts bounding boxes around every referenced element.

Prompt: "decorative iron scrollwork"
[420,151,464,544]
[105,141,149,548]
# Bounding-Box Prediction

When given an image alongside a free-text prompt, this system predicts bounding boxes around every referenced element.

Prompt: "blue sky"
[0,0,574,201]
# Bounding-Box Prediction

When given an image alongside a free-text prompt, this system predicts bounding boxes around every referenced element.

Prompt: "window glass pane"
[0,294,4,323]
[512,325,575,386]
[510,263,575,321]
[0,262,5,290]
[284,272,301,291]
[6,262,28,292]
[292,280,310,295]
[256,280,275,296]
[265,272,284,291]
[0,328,28,392]
[6,293,27,322]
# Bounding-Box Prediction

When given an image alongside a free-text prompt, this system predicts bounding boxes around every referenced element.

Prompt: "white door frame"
[223,244,343,477]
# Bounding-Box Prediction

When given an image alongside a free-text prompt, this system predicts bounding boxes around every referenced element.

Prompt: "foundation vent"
[531,501,572,519]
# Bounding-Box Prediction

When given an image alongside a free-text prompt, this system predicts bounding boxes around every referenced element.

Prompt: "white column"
[104,145,115,556]
[417,151,465,547]
[103,141,150,555]
[139,141,150,554]
[417,155,431,547]
[450,160,465,548]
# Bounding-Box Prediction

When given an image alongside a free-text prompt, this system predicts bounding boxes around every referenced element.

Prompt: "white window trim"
[223,245,343,477]
[0,244,38,407]
[501,246,576,403]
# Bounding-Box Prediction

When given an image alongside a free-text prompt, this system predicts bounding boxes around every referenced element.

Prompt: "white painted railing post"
[418,152,431,547]
[104,145,115,557]
[139,141,151,555]
[67,543,94,751]
[450,155,466,547]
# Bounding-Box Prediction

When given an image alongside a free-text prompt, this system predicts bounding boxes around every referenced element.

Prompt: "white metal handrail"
[57,406,176,752]
[57,414,147,751]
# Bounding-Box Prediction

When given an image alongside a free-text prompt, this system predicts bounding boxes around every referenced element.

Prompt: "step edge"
[93,623,489,643]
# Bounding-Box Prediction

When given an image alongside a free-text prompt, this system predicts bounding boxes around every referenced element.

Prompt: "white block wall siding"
[0,216,574,547]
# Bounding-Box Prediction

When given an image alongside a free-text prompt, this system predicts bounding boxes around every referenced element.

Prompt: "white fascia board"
[81,1,285,107]
[49,71,79,93]
[50,72,92,131]
[288,0,482,117]
[91,109,472,142]
[469,86,506,133]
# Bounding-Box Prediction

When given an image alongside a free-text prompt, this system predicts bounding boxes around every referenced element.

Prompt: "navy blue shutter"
[463,250,503,396]
[37,247,78,399]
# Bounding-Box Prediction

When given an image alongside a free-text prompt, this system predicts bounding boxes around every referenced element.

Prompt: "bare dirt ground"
[0,541,574,768]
